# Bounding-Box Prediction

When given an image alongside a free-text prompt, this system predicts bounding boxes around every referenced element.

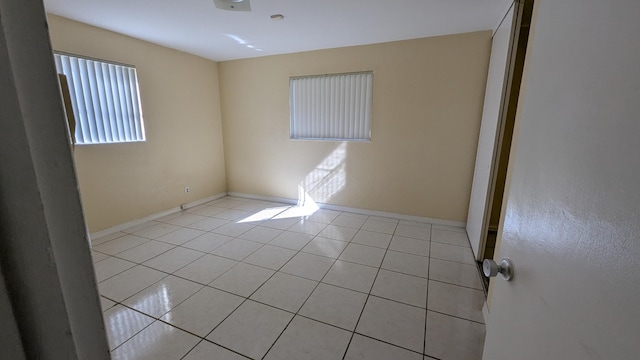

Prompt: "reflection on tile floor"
[93,196,486,360]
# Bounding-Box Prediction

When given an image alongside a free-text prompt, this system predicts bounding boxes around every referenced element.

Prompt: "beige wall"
[47,15,226,232]
[219,32,491,222]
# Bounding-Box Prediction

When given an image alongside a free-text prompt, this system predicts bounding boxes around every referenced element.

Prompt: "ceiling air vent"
[213,0,251,12]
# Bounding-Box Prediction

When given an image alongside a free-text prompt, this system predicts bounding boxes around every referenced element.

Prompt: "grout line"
[424,225,432,356]
[258,212,359,359]
[340,220,399,360]
[426,309,486,326]
[352,332,428,358]
[96,196,485,359]
[427,278,486,292]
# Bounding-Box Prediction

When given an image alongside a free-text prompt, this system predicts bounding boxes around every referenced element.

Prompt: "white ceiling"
[43,0,511,62]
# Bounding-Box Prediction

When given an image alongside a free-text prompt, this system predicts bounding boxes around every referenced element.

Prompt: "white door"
[483,0,640,359]
[466,2,514,260]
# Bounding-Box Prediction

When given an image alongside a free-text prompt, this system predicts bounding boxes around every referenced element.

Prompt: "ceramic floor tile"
[429,258,484,290]
[304,209,341,224]
[157,212,189,222]
[331,214,367,229]
[210,197,246,208]
[301,237,348,259]
[381,250,429,278]
[123,275,203,318]
[268,231,314,251]
[371,269,428,308]
[163,213,209,227]
[207,300,294,360]
[431,228,470,246]
[160,286,244,337]
[389,235,430,256]
[351,230,393,249]
[210,262,275,297]
[116,240,175,264]
[259,217,299,230]
[210,238,263,260]
[211,222,254,237]
[264,316,351,360]
[299,283,367,331]
[143,247,205,273]
[233,200,271,212]
[173,254,237,284]
[103,304,155,350]
[394,224,431,241]
[110,320,199,360]
[322,260,378,293]
[93,234,150,255]
[91,231,127,246]
[94,256,136,282]
[288,220,327,236]
[101,296,117,311]
[239,226,284,243]
[213,209,252,221]
[361,219,398,234]
[133,222,181,240]
[250,272,318,312]
[186,217,229,231]
[90,198,490,359]
[183,204,208,213]
[280,252,335,281]
[427,280,485,323]
[188,205,227,217]
[318,224,359,241]
[344,334,422,360]
[156,228,206,246]
[183,340,247,360]
[368,216,399,223]
[181,233,233,253]
[92,250,110,262]
[122,221,160,234]
[356,296,426,353]
[273,206,312,220]
[431,224,466,232]
[399,220,432,228]
[424,311,486,360]
[235,209,281,225]
[243,245,297,270]
[430,242,476,265]
[98,265,166,302]
[339,243,387,267]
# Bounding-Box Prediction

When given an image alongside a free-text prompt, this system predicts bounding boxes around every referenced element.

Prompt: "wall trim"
[89,192,226,239]
[228,192,466,228]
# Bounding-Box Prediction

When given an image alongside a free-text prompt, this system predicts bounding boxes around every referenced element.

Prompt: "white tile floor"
[92,196,486,360]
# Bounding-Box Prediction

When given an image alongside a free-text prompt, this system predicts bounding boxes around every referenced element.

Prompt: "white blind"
[54,53,145,144]
[290,71,373,141]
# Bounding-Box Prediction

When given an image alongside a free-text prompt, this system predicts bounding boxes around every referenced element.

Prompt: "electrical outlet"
[184,186,190,195]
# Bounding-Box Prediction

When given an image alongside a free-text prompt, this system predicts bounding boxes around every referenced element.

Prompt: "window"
[290,71,373,141]
[54,53,145,144]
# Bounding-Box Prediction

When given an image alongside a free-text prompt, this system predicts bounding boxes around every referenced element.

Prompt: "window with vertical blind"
[290,71,373,141]
[54,52,145,145]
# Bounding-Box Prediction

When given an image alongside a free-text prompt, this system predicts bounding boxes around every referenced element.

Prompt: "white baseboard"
[228,192,466,229]
[89,192,226,240]
[92,191,466,240]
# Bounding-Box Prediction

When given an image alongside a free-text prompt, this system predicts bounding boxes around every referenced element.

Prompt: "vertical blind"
[290,71,373,141]
[54,53,145,144]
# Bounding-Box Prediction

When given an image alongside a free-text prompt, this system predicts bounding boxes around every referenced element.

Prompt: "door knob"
[483,258,513,281]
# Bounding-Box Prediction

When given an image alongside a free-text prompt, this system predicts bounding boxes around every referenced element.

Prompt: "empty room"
[3,0,638,359]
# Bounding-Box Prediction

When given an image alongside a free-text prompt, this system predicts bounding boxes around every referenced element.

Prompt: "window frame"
[289,70,373,142]
[53,51,146,145]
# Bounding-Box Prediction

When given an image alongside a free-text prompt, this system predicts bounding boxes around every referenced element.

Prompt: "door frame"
[468,0,530,261]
